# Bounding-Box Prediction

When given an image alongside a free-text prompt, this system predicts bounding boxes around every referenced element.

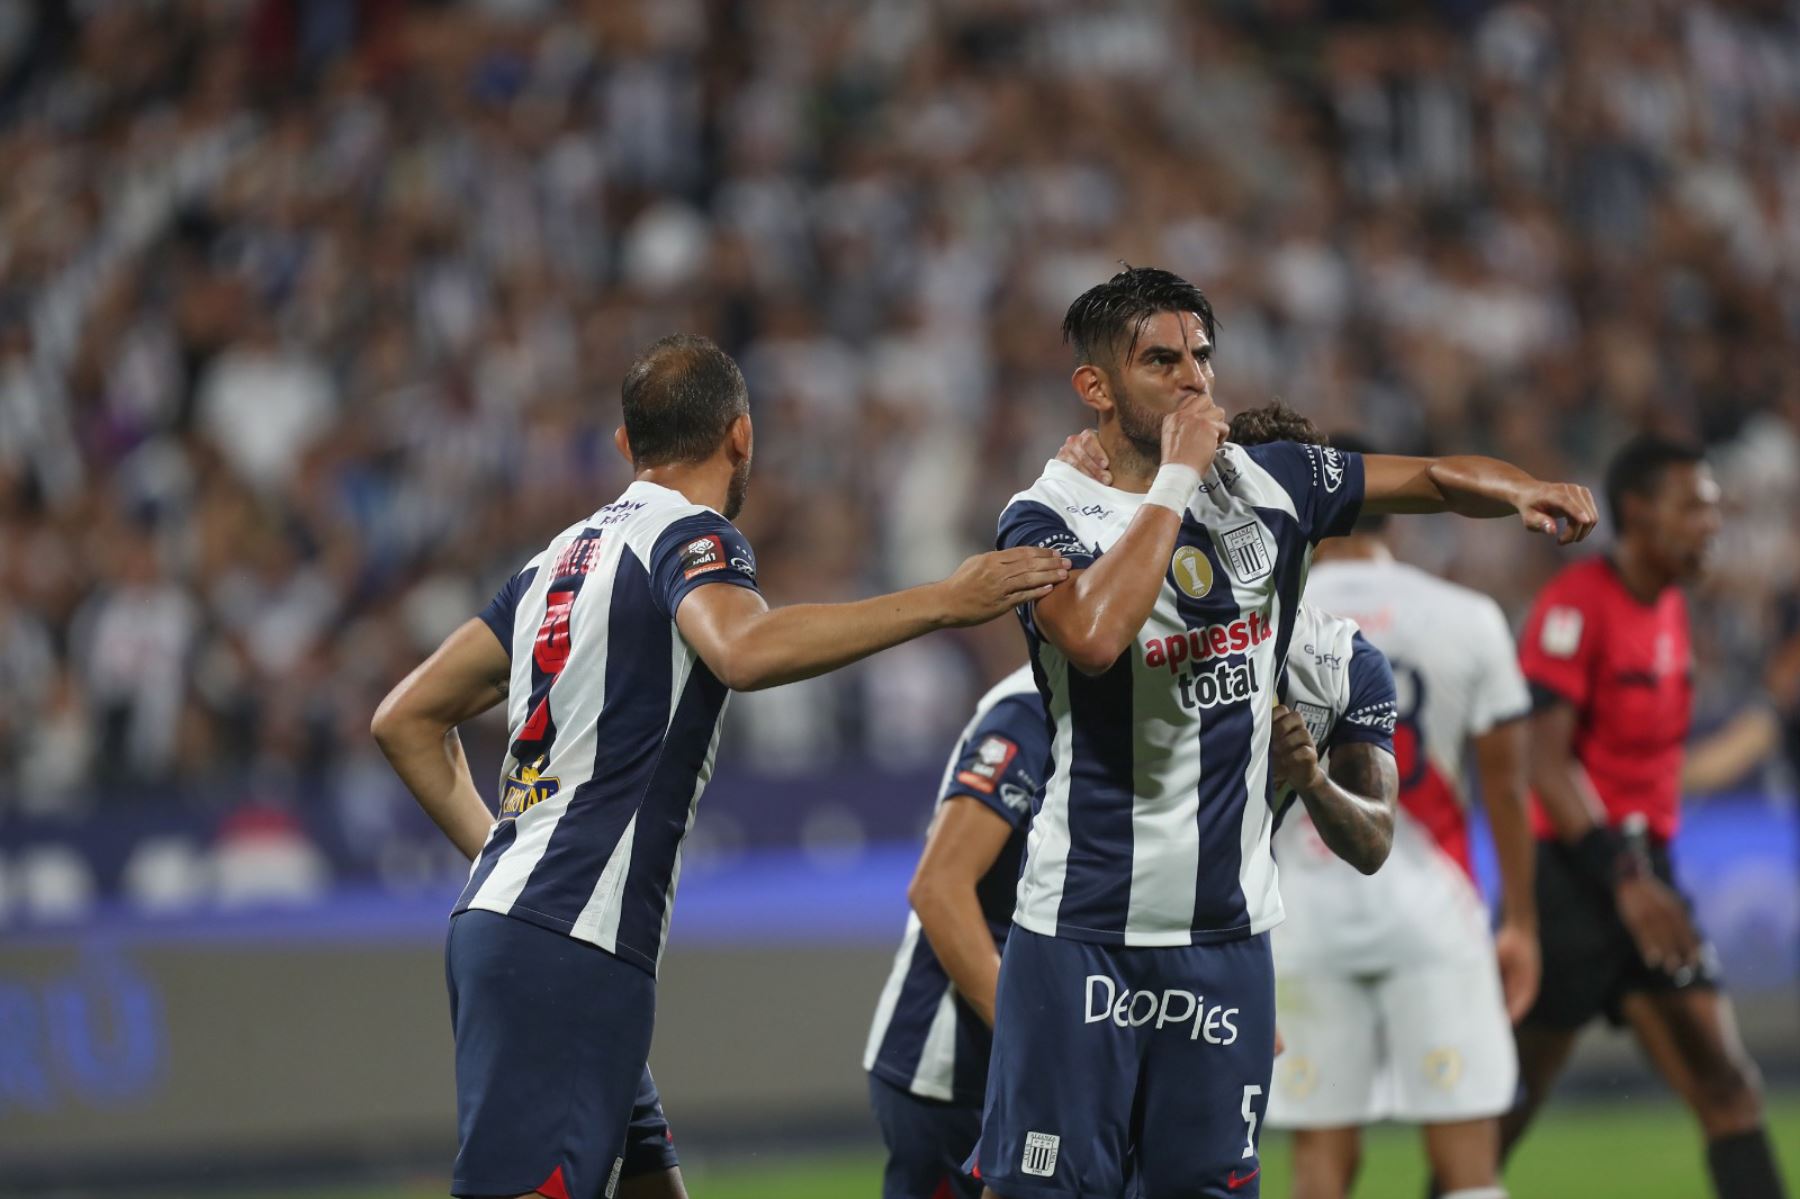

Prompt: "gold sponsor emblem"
[1172,546,1213,599]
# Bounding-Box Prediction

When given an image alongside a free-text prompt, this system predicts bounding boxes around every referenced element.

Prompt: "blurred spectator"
[0,0,1797,820]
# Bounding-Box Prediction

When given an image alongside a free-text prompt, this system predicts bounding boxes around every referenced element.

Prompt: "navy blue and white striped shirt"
[864,666,1046,1103]
[996,441,1365,947]
[454,481,759,976]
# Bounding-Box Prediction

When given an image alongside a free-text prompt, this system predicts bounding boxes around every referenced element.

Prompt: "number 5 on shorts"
[1240,1084,1262,1158]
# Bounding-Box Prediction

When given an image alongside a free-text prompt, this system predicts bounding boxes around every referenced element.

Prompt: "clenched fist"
[936,547,1071,627]
[1161,394,1231,477]
[1270,704,1326,794]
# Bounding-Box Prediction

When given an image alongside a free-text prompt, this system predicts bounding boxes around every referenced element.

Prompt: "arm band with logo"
[1143,464,1201,514]
[1569,825,1642,894]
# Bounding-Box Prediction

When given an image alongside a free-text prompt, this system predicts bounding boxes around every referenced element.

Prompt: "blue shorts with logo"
[446,910,679,1198]
[971,927,1275,1199]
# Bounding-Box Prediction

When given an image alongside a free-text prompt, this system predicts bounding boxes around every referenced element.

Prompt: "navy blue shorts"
[971,928,1275,1199]
[447,910,675,1198]
[868,1074,983,1199]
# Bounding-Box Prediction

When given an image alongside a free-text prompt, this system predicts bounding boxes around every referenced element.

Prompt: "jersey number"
[1240,1084,1262,1158]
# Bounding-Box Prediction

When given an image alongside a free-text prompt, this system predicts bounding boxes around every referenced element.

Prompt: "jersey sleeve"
[996,499,1099,569]
[1329,631,1398,752]
[649,512,761,619]
[477,565,539,656]
[1242,441,1365,544]
[1467,596,1531,733]
[1517,571,1598,712]
[940,695,1049,832]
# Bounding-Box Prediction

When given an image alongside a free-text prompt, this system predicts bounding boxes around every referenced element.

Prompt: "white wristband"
[1143,463,1201,514]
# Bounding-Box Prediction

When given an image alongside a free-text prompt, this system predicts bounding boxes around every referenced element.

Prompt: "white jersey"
[996,442,1365,947]
[454,481,761,976]
[1274,555,1530,970]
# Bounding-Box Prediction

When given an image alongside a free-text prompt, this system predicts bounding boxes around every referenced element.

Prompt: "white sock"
[1440,1189,1507,1199]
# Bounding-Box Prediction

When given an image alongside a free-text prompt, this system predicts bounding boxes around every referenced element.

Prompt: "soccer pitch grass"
[283,1096,1800,1198]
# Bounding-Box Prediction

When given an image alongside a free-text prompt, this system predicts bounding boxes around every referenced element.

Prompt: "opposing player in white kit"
[973,268,1596,1199]
[1276,415,1538,1199]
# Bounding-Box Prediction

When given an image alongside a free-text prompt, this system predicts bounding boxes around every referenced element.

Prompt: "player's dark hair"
[1327,431,1389,532]
[1605,434,1705,531]
[620,334,750,467]
[1062,265,1217,370]
[1227,401,1323,448]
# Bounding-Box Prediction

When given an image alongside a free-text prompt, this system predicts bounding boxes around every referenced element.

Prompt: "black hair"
[1228,400,1324,448]
[1062,265,1217,370]
[1604,433,1705,531]
[620,334,750,467]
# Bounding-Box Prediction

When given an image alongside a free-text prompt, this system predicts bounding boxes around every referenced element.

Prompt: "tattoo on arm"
[1300,744,1398,874]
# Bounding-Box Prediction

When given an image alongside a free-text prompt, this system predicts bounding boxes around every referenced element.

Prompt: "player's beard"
[1111,380,1165,468]
[723,455,751,521]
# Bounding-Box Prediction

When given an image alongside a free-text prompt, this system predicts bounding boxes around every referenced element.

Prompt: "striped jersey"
[1273,605,1399,817]
[863,666,1045,1103]
[996,442,1365,946]
[453,480,760,976]
[1278,557,1529,971]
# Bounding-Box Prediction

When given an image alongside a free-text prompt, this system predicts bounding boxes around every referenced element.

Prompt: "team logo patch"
[1293,701,1333,746]
[1218,522,1273,584]
[1278,1054,1319,1100]
[956,735,1018,794]
[1540,606,1583,658]
[1171,545,1214,599]
[1022,1131,1061,1178]
[1424,1047,1464,1090]
[681,534,728,579]
[500,757,561,815]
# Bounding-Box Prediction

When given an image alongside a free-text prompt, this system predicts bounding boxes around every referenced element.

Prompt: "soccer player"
[1263,414,1540,1199]
[862,604,1396,1199]
[1502,435,1789,1199]
[971,265,1596,1199]
[370,334,1069,1199]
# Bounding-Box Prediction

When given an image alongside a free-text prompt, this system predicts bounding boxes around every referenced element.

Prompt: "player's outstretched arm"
[908,796,1014,1026]
[1362,455,1599,543]
[1036,396,1229,675]
[674,548,1069,692]
[371,619,509,860]
[1272,704,1396,874]
[1472,718,1541,1022]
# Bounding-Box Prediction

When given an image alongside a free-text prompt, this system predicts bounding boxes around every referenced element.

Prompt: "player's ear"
[613,425,634,468]
[727,412,752,463]
[1072,363,1113,417]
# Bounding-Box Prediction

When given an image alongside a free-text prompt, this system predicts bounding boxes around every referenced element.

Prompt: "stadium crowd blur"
[2,0,1799,835]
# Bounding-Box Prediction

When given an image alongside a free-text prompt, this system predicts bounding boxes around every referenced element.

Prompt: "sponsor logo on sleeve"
[1540,606,1583,658]
[956,734,1019,794]
[1320,445,1346,492]
[681,534,728,579]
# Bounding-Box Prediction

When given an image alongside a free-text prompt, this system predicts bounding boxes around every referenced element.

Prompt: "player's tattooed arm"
[372,619,510,860]
[1271,705,1395,874]
[1362,455,1599,545]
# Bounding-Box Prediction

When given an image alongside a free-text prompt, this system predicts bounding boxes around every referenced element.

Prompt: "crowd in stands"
[2,0,1798,819]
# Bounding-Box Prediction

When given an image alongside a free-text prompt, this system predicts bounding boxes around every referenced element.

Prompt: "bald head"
[620,334,749,467]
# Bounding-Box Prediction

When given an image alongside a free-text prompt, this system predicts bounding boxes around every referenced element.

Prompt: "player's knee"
[1292,1134,1360,1196]
[1691,1054,1764,1129]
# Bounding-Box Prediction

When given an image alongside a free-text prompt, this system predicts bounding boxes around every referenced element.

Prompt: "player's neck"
[1611,538,1674,603]
[634,461,731,515]
[1312,535,1390,565]
[1096,425,1159,492]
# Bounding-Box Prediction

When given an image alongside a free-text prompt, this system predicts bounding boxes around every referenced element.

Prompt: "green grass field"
[277,1097,1800,1199]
